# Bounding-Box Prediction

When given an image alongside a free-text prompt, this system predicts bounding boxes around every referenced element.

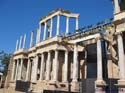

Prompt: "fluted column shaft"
[37,24,41,43]
[53,50,59,81]
[30,31,34,48]
[46,51,51,80]
[50,18,53,38]
[66,17,69,34]
[117,34,125,79]
[43,22,47,40]
[64,50,68,82]
[76,17,78,30]
[18,59,23,80]
[15,40,19,51]
[32,56,39,82]
[15,60,19,80]
[97,39,103,80]
[56,15,60,36]
[72,44,78,82]
[40,53,44,80]
[23,34,26,49]
[25,59,31,81]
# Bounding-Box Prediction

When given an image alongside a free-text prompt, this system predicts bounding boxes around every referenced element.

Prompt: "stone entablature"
[39,9,79,24]
[36,36,62,48]
[114,11,125,34]
[114,11,125,22]
[14,49,28,55]
[68,33,100,44]
[13,49,28,60]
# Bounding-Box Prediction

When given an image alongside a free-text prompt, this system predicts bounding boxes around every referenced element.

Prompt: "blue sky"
[0,0,113,53]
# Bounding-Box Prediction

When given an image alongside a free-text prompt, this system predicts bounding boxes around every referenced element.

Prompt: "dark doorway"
[86,43,97,78]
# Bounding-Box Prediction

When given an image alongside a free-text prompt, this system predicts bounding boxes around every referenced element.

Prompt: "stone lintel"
[40,9,79,24]
[72,33,100,44]
[114,11,125,25]
[14,49,28,55]
[36,36,62,48]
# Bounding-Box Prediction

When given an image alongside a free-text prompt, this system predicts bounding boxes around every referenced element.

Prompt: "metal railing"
[62,18,113,41]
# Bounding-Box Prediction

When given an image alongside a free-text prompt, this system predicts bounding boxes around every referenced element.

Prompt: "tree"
[0,51,11,76]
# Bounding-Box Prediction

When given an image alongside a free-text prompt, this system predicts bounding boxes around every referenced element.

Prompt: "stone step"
[0,88,23,93]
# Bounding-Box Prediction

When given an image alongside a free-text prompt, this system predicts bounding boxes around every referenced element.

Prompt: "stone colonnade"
[36,13,79,44]
[11,37,108,83]
[11,49,70,82]
[11,59,24,81]
[11,31,125,93]
[15,9,79,51]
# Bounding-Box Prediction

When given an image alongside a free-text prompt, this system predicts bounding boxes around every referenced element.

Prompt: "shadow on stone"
[15,80,30,92]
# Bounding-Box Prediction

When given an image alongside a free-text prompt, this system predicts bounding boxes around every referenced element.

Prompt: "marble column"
[53,50,59,81]
[38,24,41,43]
[18,59,23,80]
[50,18,53,38]
[63,50,68,82]
[97,38,103,80]
[117,33,125,80]
[11,60,16,81]
[30,31,34,48]
[56,15,60,36]
[32,56,39,82]
[95,38,106,93]
[76,17,79,30]
[15,40,19,51]
[19,36,22,49]
[72,44,78,82]
[23,34,26,49]
[46,51,51,80]
[114,0,120,14]
[84,49,87,79]
[36,28,39,44]
[66,17,69,34]
[39,53,44,80]
[43,22,47,40]
[25,59,31,81]
[31,59,34,81]
[15,59,19,80]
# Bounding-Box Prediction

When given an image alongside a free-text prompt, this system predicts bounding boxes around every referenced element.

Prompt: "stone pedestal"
[95,80,107,93]
[9,82,16,90]
[117,80,125,93]
[71,81,80,92]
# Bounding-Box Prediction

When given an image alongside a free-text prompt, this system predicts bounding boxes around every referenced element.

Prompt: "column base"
[31,80,37,84]
[116,79,125,93]
[62,80,68,83]
[95,80,107,93]
[71,81,80,92]
[10,80,15,83]
[9,82,16,90]
[118,79,125,86]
